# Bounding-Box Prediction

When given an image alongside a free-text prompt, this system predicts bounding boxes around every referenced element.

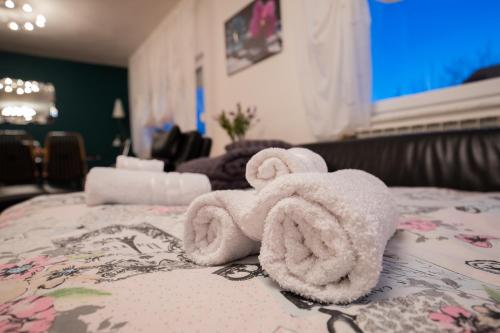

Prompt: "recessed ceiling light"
[8,22,19,31]
[35,14,45,28]
[22,3,32,12]
[5,0,15,9]
[24,22,34,31]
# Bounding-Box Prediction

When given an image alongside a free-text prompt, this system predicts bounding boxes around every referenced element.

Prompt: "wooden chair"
[44,131,87,191]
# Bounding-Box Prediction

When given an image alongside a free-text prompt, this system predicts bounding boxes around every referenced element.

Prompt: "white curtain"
[296,0,372,139]
[129,0,196,158]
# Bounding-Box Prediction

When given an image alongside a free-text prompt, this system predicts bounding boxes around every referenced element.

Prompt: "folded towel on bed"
[246,147,328,190]
[85,167,211,206]
[257,170,398,303]
[183,190,261,265]
[116,155,164,172]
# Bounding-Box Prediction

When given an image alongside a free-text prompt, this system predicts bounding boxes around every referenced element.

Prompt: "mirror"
[0,77,58,125]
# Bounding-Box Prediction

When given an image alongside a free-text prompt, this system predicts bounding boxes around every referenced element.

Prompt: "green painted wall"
[0,51,129,167]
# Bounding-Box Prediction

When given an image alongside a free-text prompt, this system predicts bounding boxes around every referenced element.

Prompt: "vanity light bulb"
[5,78,13,85]
[5,86,13,93]
[5,0,15,9]
[8,22,19,31]
[16,87,24,95]
[35,15,45,28]
[22,3,32,12]
[24,22,34,31]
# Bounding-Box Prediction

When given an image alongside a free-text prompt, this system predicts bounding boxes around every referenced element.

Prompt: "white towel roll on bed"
[257,170,398,303]
[116,155,164,172]
[85,167,211,206]
[245,147,328,190]
[183,190,261,265]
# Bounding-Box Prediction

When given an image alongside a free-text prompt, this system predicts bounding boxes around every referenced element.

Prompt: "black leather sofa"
[1,128,499,212]
[301,128,500,192]
[151,126,212,171]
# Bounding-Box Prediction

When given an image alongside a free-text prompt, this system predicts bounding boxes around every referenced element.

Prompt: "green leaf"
[483,285,500,303]
[45,287,111,299]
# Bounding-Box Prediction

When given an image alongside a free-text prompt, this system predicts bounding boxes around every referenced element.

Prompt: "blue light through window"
[369,0,500,101]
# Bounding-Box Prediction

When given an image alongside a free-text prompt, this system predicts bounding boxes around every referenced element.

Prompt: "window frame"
[359,77,500,134]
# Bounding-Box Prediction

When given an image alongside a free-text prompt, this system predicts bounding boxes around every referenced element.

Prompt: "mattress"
[0,188,499,333]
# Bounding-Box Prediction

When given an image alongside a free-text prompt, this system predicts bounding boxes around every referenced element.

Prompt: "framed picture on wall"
[225,0,282,75]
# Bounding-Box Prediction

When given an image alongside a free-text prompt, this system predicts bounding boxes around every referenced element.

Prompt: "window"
[369,0,500,101]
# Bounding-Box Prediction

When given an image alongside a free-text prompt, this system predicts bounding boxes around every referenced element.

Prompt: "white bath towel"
[183,190,261,265]
[85,167,211,206]
[245,147,328,190]
[257,170,398,303]
[116,155,164,172]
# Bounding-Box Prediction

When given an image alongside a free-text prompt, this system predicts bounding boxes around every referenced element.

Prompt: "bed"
[0,187,498,333]
[1,129,499,333]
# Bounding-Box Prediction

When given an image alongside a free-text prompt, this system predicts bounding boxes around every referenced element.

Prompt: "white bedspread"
[0,187,499,333]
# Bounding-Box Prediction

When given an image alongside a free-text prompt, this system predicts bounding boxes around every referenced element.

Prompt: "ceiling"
[0,0,179,67]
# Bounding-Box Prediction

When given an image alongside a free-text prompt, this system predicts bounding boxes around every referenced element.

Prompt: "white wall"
[197,0,316,155]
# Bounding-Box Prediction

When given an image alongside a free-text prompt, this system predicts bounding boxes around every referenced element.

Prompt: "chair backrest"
[44,132,87,188]
[0,130,32,141]
[0,132,36,185]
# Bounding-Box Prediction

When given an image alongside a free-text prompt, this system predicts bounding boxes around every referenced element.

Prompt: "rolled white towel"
[85,167,211,206]
[116,155,164,172]
[257,170,398,303]
[246,147,328,190]
[183,190,260,265]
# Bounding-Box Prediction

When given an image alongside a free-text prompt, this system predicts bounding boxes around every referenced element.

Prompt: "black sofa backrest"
[151,126,182,160]
[151,127,211,171]
[301,128,500,192]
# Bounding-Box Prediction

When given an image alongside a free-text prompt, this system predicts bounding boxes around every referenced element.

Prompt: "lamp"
[112,98,125,119]
[111,98,127,149]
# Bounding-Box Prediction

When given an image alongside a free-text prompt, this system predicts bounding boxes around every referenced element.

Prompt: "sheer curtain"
[296,0,372,139]
[129,0,196,158]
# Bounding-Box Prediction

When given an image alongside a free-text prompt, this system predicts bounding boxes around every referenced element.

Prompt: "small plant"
[217,103,258,142]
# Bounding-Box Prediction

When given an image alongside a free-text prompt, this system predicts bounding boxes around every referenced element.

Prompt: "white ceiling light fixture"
[22,3,31,12]
[2,1,47,32]
[4,0,15,9]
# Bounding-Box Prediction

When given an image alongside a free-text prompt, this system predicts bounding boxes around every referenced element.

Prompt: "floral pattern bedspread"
[0,188,499,333]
